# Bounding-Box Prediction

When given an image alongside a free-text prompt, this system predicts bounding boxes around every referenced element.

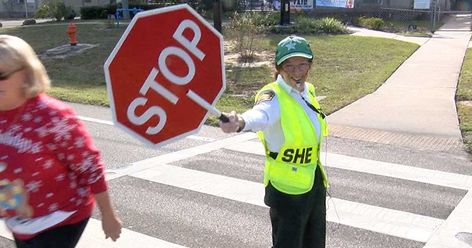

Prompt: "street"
[1,102,470,248]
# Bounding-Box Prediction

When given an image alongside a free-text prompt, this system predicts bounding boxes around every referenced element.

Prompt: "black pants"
[266,166,326,248]
[14,218,89,248]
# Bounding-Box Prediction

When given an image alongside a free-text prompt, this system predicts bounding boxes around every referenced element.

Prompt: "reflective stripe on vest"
[256,82,329,195]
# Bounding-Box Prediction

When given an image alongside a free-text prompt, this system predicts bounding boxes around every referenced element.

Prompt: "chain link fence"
[376,0,472,33]
[238,0,472,34]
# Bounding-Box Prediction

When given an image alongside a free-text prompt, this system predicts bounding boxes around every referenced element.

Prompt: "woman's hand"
[219,111,241,133]
[101,211,122,241]
[94,191,122,241]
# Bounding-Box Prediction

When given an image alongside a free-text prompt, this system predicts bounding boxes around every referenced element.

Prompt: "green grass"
[1,21,418,126]
[383,19,439,35]
[457,47,472,154]
[306,35,418,113]
[1,21,125,106]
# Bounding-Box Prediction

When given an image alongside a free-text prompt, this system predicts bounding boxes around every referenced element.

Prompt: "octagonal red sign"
[104,4,225,146]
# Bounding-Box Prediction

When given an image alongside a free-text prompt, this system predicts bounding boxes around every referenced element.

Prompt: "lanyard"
[300,95,326,119]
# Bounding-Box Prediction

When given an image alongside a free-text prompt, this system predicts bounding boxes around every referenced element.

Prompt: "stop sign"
[104,4,225,146]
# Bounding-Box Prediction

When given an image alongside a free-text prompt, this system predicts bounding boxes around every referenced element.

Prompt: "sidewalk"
[329,14,472,248]
[347,25,430,46]
[0,18,53,28]
[329,15,471,144]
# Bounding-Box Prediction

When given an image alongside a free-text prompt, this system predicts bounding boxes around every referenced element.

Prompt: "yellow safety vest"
[256,82,329,195]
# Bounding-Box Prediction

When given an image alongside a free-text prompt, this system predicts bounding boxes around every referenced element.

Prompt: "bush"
[35,0,75,21]
[65,7,77,20]
[271,15,347,35]
[357,16,384,30]
[225,11,274,63]
[36,4,50,18]
[80,6,113,19]
[293,16,322,34]
[318,17,347,34]
[52,2,67,21]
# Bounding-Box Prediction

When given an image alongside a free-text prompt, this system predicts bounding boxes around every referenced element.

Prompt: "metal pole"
[213,0,222,33]
[286,0,290,24]
[122,0,130,19]
[280,0,285,25]
[24,0,28,18]
[279,0,290,25]
[434,0,438,32]
[430,0,436,33]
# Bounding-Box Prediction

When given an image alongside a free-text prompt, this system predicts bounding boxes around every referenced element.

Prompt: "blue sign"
[414,0,430,9]
[316,0,354,8]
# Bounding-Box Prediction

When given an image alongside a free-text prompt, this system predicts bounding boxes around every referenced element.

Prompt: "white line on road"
[69,119,468,244]
[77,115,216,142]
[78,115,114,126]
[131,164,443,243]
[424,189,472,248]
[0,218,187,248]
[225,140,472,190]
[106,132,257,180]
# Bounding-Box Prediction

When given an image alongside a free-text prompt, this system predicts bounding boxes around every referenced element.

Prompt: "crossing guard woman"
[220,35,329,248]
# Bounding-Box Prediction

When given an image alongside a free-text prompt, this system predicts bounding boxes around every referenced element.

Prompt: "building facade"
[0,0,41,18]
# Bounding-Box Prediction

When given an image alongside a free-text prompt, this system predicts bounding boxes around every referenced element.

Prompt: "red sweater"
[0,94,107,239]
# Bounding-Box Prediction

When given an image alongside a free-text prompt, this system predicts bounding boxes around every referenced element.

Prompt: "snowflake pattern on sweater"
[0,94,107,235]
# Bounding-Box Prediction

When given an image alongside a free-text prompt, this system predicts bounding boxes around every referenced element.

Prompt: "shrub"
[357,16,384,30]
[271,15,347,35]
[65,7,77,20]
[52,2,67,21]
[36,4,50,18]
[225,11,273,63]
[80,6,112,19]
[35,0,75,21]
[294,16,322,34]
[251,11,278,26]
[318,17,347,34]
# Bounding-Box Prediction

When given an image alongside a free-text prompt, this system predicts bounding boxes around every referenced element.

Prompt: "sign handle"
[186,90,229,122]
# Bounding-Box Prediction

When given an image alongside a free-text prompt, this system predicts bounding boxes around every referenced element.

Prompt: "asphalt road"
[0,102,471,248]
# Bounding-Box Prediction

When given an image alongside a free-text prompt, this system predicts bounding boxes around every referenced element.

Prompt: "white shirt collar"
[276,74,307,96]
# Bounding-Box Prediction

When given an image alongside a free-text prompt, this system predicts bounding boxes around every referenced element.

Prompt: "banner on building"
[414,0,431,9]
[292,0,314,10]
[316,0,354,8]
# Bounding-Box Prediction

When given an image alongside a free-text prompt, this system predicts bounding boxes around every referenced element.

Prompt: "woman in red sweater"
[0,35,122,247]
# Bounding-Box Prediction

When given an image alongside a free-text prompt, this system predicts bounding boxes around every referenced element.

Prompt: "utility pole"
[24,0,28,18]
[213,0,223,33]
[122,0,130,19]
[430,0,438,33]
[279,0,290,25]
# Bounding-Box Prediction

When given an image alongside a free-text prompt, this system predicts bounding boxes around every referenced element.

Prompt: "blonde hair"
[0,35,50,98]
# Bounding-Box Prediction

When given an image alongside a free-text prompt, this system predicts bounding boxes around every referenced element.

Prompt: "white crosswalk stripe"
[0,130,468,247]
[131,163,443,243]
[0,219,187,248]
[226,140,472,190]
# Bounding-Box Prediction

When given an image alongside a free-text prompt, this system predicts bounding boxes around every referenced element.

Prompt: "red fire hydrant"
[67,22,77,46]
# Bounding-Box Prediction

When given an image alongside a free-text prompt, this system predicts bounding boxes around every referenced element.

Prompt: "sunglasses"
[0,67,23,81]
[282,63,311,73]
